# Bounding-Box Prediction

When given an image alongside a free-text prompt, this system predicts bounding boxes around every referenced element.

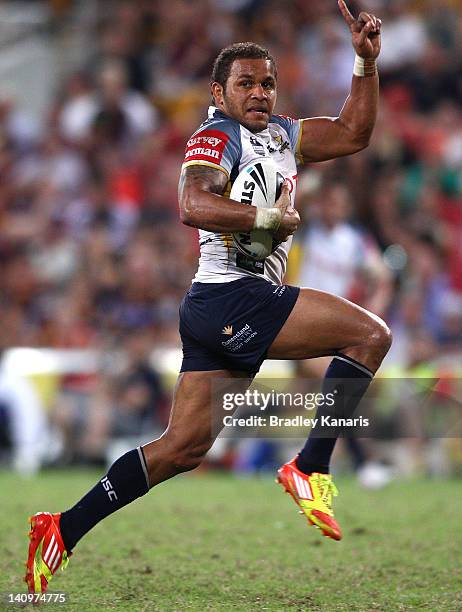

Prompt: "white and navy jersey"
[182,106,302,285]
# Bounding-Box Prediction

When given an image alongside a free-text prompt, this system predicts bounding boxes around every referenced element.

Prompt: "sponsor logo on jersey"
[222,325,233,335]
[184,129,229,165]
[250,136,266,156]
[236,252,265,274]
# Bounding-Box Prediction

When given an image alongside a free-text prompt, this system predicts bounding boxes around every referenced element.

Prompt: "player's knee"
[367,316,392,356]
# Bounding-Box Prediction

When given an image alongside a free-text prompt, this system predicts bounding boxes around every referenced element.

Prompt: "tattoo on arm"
[178,165,228,200]
[178,164,236,229]
[178,164,256,232]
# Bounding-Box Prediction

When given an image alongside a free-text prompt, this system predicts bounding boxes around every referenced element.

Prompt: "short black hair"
[211,42,277,92]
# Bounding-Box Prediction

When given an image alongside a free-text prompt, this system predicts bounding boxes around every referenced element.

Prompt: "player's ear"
[211,82,224,107]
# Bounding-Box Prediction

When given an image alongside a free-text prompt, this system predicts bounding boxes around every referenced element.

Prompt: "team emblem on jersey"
[267,134,290,154]
[184,129,229,165]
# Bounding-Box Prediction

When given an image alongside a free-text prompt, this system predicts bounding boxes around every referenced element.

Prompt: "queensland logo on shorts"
[221,323,258,352]
[184,129,229,165]
[222,325,233,335]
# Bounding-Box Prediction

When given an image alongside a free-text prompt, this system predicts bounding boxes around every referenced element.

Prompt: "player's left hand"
[273,206,300,243]
[338,0,381,59]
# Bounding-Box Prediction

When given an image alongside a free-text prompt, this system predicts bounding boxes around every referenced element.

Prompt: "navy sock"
[296,354,374,475]
[60,448,150,551]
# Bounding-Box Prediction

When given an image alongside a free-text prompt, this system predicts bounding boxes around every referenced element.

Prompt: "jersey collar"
[208,105,227,120]
[207,105,271,136]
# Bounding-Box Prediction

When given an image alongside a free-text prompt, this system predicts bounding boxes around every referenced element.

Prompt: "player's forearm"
[180,190,257,233]
[338,64,379,150]
[179,165,258,232]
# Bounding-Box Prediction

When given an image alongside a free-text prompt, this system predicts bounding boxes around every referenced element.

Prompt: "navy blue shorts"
[179,277,300,375]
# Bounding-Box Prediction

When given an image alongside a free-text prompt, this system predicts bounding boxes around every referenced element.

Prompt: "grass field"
[1,469,461,612]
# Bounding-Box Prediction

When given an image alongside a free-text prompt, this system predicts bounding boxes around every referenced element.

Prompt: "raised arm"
[299,0,382,163]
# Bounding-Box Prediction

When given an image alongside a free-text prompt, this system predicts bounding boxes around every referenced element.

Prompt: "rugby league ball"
[230,160,284,260]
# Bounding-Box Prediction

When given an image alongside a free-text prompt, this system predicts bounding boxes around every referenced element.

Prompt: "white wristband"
[353,55,365,77]
[353,54,377,77]
[253,207,282,231]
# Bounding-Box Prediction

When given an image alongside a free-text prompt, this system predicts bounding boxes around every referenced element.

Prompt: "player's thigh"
[267,287,386,360]
[163,370,252,451]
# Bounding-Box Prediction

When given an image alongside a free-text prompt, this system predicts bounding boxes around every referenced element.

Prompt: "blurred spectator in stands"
[102,328,167,466]
[97,3,151,93]
[59,60,157,147]
[0,95,41,153]
[0,354,47,475]
[288,180,392,318]
[50,325,166,467]
[379,1,427,74]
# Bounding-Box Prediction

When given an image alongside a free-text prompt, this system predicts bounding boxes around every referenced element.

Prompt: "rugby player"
[25,1,389,593]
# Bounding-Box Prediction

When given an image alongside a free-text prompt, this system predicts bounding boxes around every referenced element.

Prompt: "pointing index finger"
[338,0,355,26]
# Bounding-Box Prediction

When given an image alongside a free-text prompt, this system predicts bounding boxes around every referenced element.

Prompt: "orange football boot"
[25,512,71,594]
[277,457,342,541]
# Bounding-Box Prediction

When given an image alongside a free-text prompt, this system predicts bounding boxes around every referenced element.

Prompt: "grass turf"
[0,469,461,611]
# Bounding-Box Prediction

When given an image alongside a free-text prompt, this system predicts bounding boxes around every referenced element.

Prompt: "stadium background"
[1,2,462,610]
[1,0,462,479]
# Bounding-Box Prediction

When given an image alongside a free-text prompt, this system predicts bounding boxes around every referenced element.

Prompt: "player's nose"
[250,84,268,99]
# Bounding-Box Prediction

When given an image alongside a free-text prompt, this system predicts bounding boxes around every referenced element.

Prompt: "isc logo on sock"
[101,476,118,501]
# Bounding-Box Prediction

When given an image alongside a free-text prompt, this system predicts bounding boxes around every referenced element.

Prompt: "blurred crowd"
[1,0,462,473]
